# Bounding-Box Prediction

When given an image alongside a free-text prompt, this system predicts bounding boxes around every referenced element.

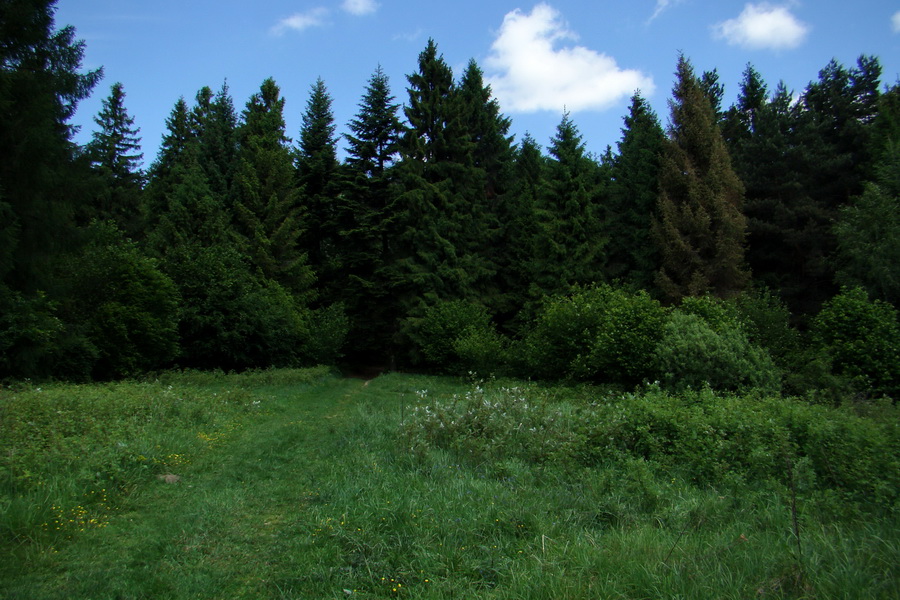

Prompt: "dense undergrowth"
[1,369,897,598]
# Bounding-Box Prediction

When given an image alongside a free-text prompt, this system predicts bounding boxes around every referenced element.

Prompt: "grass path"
[3,375,388,598]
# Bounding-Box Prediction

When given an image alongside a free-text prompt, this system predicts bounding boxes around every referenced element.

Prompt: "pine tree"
[532,111,607,297]
[192,82,239,198]
[296,77,340,295]
[654,54,749,301]
[499,132,544,325]
[232,77,314,297]
[340,66,403,358]
[0,0,102,291]
[345,65,402,177]
[606,92,665,290]
[86,82,144,235]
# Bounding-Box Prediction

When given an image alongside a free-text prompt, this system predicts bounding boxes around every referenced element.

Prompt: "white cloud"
[712,3,809,50]
[648,0,684,23]
[485,3,654,113]
[892,10,900,33]
[342,0,378,16]
[271,7,329,35]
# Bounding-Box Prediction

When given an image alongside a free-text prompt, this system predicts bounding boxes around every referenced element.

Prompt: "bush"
[731,288,802,368]
[812,286,900,398]
[408,300,497,373]
[519,285,667,384]
[60,222,180,380]
[302,303,349,365]
[653,311,781,394]
[402,381,900,506]
[163,242,309,371]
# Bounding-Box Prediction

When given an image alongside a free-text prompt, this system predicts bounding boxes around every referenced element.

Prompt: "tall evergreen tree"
[86,81,144,235]
[296,77,340,294]
[606,92,665,290]
[232,77,314,296]
[384,39,479,360]
[532,111,607,297]
[654,54,749,300]
[499,132,544,325]
[454,59,514,310]
[340,66,403,358]
[192,81,238,198]
[345,65,401,177]
[0,0,102,291]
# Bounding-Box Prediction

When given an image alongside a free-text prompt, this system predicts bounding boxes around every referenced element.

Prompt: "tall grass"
[1,370,897,598]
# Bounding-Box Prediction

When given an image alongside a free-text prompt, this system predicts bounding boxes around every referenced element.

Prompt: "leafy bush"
[0,286,74,381]
[812,286,900,398]
[452,326,508,375]
[653,311,781,393]
[519,285,667,384]
[402,381,900,507]
[731,288,802,368]
[62,222,181,379]
[679,294,744,334]
[409,300,497,372]
[302,303,349,365]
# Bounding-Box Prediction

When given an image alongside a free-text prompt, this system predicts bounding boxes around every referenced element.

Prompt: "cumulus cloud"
[271,7,329,35]
[342,0,378,16]
[485,3,654,113]
[892,10,900,33]
[712,3,809,50]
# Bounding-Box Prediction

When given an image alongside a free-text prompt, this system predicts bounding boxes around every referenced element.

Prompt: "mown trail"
[3,376,386,599]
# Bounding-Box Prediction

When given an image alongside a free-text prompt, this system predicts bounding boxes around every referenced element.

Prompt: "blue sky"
[57,1,900,166]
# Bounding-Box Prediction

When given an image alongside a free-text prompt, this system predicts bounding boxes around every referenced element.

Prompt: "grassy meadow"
[1,368,898,599]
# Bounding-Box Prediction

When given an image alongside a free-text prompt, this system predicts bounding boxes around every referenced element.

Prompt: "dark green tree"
[339,66,403,359]
[606,92,665,290]
[192,81,239,198]
[653,54,749,301]
[86,81,144,235]
[232,77,314,296]
[0,0,102,292]
[531,111,607,297]
[834,136,900,304]
[0,0,102,379]
[296,77,340,296]
[385,39,474,360]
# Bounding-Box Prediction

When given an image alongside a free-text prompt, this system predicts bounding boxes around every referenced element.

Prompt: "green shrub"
[402,381,900,506]
[812,286,900,398]
[0,286,77,381]
[731,288,802,368]
[302,303,349,365]
[519,285,667,384]
[164,242,310,371]
[58,222,180,380]
[654,311,781,393]
[679,294,744,334]
[409,300,496,372]
[452,326,508,375]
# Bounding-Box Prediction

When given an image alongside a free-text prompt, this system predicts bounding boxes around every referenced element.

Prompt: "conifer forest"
[2,0,900,401]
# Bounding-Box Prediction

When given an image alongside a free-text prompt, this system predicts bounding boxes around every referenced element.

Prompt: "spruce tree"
[0,0,102,291]
[232,77,314,297]
[86,82,144,235]
[296,77,340,295]
[532,111,607,297]
[500,132,544,325]
[340,66,403,358]
[606,92,665,290]
[654,54,749,301]
[192,82,239,198]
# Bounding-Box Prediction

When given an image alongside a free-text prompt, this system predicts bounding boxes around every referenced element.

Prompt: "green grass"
[1,369,897,599]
